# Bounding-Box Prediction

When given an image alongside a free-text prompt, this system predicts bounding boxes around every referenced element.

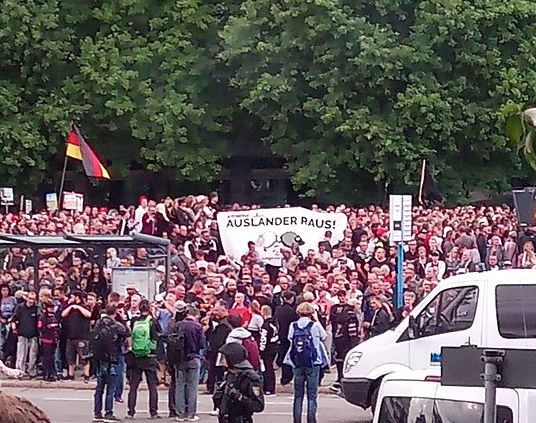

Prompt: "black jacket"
[275,303,298,341]
[259,317,279,355]
[93,315,130,363]
[370,308,391,338]
[213,360,265,422]
[13,303,38,338]
[206,318,232,361]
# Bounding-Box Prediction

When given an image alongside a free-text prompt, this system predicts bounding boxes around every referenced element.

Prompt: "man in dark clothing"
[61,291,92,382]
[127,300,160,419]
[174,307,205,421]
[38,302,60,381]
[330,298,360,391]
[259,305,279,395]
[13,291,39,377]
[275,291,298,385]
[369,296,391,338]
[205,301,232,394]
[92,305,130,422]
[214,343,265,423]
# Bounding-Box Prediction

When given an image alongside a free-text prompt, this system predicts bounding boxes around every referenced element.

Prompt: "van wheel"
[369,382,380,415]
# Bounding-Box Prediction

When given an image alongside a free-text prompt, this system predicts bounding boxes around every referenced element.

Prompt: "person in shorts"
[61,291,92,382]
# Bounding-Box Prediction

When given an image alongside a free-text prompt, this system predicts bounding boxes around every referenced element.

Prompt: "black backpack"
[90,320,118,363]
[166,325,187,365]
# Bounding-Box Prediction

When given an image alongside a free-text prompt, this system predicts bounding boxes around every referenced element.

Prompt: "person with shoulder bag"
[126,300,161,419]
[213,343,265,423]
[90,304,130,423]
[284,302,328,423]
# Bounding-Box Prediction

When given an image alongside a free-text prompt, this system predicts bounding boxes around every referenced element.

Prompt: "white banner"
[217,207,348,266]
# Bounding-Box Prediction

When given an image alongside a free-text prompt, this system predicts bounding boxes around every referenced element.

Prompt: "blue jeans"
[94,361,119,416]
[114,354,125,400]
[175,358,200,417]
[292,366,320,423]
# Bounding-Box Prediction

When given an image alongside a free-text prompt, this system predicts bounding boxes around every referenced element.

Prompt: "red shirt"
[229,305,252,327]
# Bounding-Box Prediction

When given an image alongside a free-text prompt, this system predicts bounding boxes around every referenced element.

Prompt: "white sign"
[389,195,412,244]
[45,193,58,210]
[217,207,348,266]
[63,192,84,212]
[24,199,33,214]
[0,188,14,205]
[112,268,158,301]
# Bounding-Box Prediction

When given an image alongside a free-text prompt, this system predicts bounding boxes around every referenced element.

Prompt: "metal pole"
[481,349,504,423]
[396,242,404,309]
[58,152,68,209]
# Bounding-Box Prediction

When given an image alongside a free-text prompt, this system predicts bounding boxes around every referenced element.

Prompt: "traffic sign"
[389,195,412,244]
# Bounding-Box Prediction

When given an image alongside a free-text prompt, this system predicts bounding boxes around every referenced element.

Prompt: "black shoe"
[93,414,104,422]
[84,375,90,384]
[125,413,135,420]
[168,411,178,418]
[103,415,121,422]
[150,414,162,419]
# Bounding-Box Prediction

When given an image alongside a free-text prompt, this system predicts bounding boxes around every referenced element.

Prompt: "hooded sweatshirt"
[226,327,252,344]
[225,327,261,371]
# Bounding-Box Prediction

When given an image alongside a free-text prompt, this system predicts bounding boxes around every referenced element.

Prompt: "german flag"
[66,124,110,179]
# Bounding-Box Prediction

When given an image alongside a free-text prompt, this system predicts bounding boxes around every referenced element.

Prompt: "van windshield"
[378,396,513,423]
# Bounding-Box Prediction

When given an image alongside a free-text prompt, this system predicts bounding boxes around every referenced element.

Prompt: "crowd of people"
[0,193,532,422]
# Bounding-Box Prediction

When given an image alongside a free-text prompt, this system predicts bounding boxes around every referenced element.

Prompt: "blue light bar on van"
[430,353,442,364]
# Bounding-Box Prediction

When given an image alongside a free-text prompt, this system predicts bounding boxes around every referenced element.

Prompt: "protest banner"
[63,192,84,211]
[0,188,14,205]
[45,193,58,210]
[217,207,348,266]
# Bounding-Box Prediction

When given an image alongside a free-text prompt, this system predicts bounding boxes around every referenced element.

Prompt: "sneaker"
[175,418,186,422]
[150,414,162,419]
[103,415,122,423]
[330,382,341,393]
[93,415,104,422]
[209,410,219,416]
[125,414,135,420]
[187,416,200,422]
[115,398,124,404]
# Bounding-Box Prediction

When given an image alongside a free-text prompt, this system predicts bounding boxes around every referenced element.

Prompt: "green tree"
[221,0,536,201]
[0,0,231,191]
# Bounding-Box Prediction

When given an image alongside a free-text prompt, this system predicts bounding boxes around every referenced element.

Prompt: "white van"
[373,369,536,422]
[341,269,536,410]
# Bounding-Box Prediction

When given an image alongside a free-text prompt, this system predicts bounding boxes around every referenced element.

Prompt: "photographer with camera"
[213,342,264,423]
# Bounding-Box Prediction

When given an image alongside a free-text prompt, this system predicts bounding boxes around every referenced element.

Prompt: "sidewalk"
[1,369,338,395]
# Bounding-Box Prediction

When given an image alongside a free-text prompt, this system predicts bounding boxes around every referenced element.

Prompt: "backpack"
[289,321,317,368]
[90,320,118,363]
[242,337,261,371]
[166,325,187,365]
[132,316,156,358]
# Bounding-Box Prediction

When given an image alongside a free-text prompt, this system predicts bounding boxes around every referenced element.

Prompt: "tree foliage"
[221,0,536,200]
[1,0,536,202]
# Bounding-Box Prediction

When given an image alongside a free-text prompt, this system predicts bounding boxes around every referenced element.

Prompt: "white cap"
[196,260,208,270]
[156,265,166,273]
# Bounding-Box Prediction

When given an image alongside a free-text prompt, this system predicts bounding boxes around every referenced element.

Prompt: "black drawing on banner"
[255,231,305,251]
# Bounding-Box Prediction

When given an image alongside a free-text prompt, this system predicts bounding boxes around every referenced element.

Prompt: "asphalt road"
[3,387,372,423]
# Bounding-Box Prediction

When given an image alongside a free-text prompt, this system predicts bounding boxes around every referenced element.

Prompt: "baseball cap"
[196,260,208,270]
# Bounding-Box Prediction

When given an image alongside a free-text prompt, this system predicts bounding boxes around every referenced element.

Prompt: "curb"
[0,380,335,395]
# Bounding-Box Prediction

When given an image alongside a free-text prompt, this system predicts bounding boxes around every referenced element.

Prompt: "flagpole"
[58,152,68,209]
[418,159,426,205]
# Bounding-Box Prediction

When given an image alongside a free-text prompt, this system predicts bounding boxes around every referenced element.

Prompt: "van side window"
[378,396,513,422]
[496,284,536,338]
[416,286,478,338]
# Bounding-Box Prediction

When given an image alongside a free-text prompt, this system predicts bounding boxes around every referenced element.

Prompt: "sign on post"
[45,193,58,210]
[63,192,84,212]
[0,188,14,205]
[389,195,413,244]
